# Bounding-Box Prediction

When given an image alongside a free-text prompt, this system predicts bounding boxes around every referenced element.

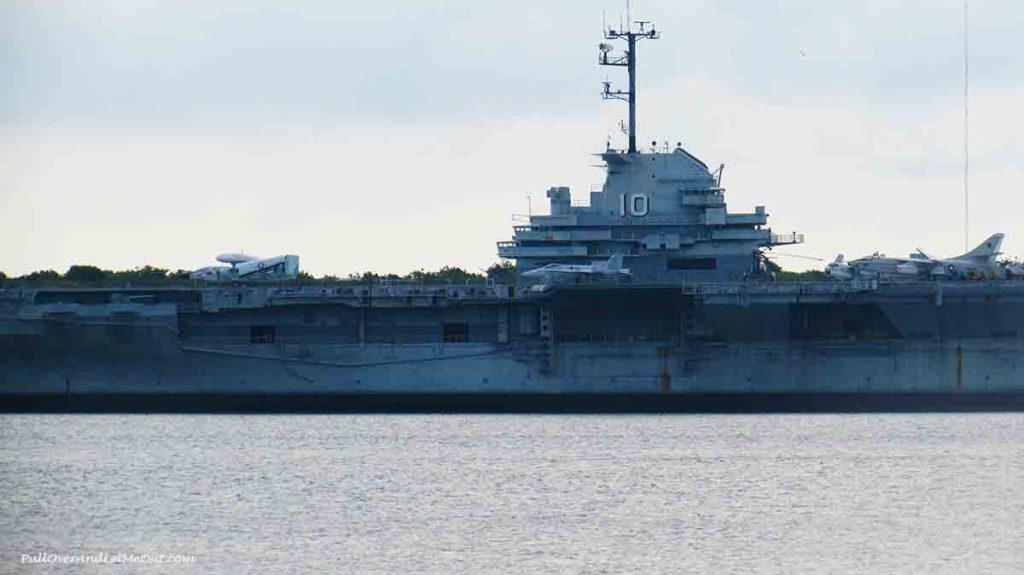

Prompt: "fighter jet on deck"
[824,254,853,280]
[848,233,1004,279]
[521,253,631,280]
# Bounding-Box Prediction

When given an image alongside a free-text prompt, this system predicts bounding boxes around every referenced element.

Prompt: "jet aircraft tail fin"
[604,252,624,272]
[958,233,1004,261]
[592,253,626,273]
[833,254,845,264]
[591,252,630,275]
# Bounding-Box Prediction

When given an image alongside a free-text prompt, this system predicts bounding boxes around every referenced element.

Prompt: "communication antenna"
[963,1,970,252]
[598,4,659,154]
[763,253,824,262]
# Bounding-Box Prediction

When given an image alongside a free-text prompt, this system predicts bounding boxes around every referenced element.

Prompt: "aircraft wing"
[898,258,940,273]
[903,258,937,268]
[913,249,934,260]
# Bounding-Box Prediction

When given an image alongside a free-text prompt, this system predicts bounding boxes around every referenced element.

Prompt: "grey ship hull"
[2,281,1023,412]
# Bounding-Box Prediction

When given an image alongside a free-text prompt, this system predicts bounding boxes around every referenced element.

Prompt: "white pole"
[963,1,969,252]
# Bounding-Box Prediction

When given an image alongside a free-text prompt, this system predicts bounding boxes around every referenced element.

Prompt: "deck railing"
[770,232,805,245]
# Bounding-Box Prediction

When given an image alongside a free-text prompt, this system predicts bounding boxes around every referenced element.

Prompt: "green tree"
[346,271,380,283]
[486,261,516,283]
[64,265,107,283]
[776,269,828,281]
[110,265,169,283]
[403,269,429,282]
[18,269,62,281]
[404,266,484,284]
[763,258,827,281]
[132,265,170,282]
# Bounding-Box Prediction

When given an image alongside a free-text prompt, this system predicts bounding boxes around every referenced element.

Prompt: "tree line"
[762,260,827,281]
[0,259,870,285]
[0,262,518,286]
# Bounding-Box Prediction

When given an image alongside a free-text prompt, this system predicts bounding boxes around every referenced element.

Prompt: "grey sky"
[1,1,1022,276]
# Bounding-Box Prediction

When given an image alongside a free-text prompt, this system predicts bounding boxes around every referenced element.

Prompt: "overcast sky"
[1,0,1021,276]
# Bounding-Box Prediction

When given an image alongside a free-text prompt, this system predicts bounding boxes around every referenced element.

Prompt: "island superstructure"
[501,20,800,285]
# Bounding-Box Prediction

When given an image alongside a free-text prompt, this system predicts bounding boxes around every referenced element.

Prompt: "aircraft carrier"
[2,20,1022,412]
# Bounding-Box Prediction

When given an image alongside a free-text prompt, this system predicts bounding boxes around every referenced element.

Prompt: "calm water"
[1,414,1023,574]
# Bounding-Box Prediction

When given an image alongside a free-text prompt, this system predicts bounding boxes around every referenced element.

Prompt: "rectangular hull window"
[250,325,276,343]
[443,322,469,343]
[667,258,717,270]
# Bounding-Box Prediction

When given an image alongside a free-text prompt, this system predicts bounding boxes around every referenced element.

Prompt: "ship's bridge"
[497,145,803,284]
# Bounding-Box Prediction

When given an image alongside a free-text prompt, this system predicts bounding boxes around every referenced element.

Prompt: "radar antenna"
[598,12,659,154]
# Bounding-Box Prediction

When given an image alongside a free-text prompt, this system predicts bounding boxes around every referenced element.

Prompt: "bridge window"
[668,258,717,270]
